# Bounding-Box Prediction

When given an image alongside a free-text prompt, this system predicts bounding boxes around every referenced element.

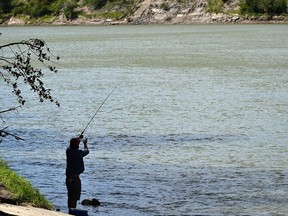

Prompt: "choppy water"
[0,25,288,215]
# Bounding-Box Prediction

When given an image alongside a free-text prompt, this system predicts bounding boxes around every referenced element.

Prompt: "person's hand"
[83,138,88,149]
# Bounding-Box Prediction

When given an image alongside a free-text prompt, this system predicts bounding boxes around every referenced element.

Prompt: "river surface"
[0,25,288,215]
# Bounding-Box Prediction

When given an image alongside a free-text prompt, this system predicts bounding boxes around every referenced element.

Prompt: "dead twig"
[0,126,25,141]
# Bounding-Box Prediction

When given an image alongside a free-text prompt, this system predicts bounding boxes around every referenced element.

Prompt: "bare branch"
[0,126,25,141]
[0,106,21,115]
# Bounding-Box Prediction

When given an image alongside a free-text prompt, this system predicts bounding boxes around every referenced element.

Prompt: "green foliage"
[240,0,288,15]
[84,0,108,9]
[95,0,139,18]
[0,159,53,209]
[0,0,12,14]
[62,0,78,19]
[206,0,224,13]
[3,0,287,21]
[100,11,124,19]
[0,0,12,22]
[11,0,55,18]
[160,2,170,11]
[9,0,79,19]
[0,0,140,21]
[0,38,60,106]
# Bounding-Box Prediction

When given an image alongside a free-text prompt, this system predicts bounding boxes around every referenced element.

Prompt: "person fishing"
[66,136,89,209]
[65,83,121,209]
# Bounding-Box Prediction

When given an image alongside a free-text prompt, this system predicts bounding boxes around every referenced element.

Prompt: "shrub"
[160,2,170,11]
[240,0,287,15]
[62,0,78,19]
[11,0,54,18]
[206,0,224,13]
[84,0,108,9]
[100,11,124,19]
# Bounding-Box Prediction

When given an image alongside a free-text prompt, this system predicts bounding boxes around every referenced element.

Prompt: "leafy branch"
[0,37,60,106]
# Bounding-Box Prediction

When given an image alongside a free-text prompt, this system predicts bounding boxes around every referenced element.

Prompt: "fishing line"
[79,83,122,138]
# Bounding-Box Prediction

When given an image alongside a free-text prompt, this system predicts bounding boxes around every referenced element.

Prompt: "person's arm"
[83,138,88,150]
[82,138,89,156]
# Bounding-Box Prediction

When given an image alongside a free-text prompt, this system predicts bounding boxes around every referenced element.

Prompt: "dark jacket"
[66,147,89,177]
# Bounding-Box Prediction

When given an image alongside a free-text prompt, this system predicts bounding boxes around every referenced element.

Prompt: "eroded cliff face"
[127,0,288,24]
[128,0,242,24]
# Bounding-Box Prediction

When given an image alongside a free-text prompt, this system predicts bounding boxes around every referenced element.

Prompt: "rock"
[52,14,68,25]
[0,184,17,205]
[81,198,100,206]
[7,17,25,26]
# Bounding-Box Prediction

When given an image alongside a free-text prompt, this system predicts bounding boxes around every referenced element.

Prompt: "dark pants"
[66,175,81,208]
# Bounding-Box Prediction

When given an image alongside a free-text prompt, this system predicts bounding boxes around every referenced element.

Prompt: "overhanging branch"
[0,126,25,141]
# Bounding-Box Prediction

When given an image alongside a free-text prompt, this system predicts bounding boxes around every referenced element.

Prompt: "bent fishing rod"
[78,84,121,139]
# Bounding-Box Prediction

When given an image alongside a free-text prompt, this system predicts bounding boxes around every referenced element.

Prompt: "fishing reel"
[78,134,88,144]
[78,134,84,140]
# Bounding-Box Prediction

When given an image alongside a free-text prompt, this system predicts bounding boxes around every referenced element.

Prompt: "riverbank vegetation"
[0,0,287,24]
[240,0,288,15]
[0,0,139,23]
[206,0,288,15]
[0,158,53,209]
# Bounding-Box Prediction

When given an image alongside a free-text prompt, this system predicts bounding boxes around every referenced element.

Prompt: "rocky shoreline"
[4,14,288,27]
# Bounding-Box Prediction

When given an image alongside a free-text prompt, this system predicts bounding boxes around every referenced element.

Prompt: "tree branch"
[0,37,60,106]
[0,106,21,115]
[0,126,25,141]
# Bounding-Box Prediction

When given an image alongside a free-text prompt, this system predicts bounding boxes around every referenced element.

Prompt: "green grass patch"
[99,11,125,20]
[0,159,53,210]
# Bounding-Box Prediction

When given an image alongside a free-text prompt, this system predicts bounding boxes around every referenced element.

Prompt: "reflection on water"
[0,25,288,215]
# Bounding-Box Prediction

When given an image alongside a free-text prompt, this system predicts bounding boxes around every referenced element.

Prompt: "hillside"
[128,0,244,24]
[2,0,288,25]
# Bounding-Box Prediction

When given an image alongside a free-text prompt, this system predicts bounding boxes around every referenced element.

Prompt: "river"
[0,24,288,215]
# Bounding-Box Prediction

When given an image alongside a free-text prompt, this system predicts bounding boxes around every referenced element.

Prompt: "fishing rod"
[79,84,121,139]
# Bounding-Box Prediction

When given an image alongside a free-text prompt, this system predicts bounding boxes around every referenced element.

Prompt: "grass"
[99,11,125,20]
[0,158,53,210]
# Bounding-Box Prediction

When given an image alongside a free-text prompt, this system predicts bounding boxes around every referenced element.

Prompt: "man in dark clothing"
[66,137,89,209]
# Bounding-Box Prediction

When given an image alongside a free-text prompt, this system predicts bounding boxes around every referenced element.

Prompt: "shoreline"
[0,158,57,215]
[0,203,70,216]
[2,13,288,26]
[1,0,288,26]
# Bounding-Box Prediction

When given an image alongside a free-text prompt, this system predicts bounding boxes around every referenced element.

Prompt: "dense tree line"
[207,0,287,15]
[1,0,81,20]
[0,0,136,21]
[240,0,288,15]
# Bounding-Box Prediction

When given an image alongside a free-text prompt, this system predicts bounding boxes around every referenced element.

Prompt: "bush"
[240,0,288,15]
[100,11,124,19]
[84,0,108,9]
[160,2,170,11]
[62,0,78,19]
[206,0,224,13]
[11,0,55,18]
[0,0,12,14]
